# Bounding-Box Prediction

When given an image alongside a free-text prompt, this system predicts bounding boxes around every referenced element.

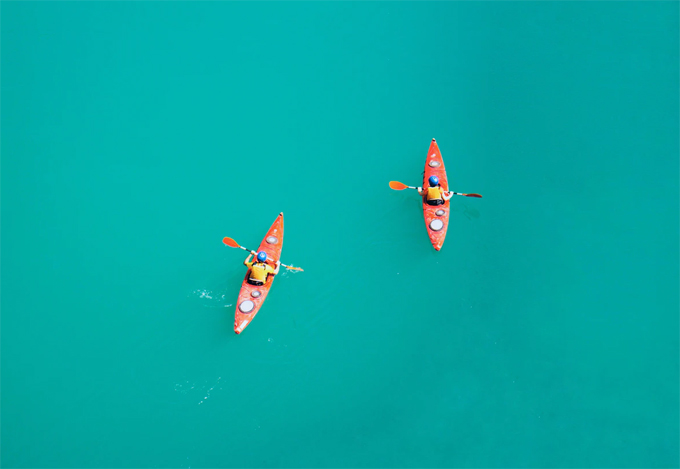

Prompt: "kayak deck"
[422,139,449,251]
[234,213,284,334]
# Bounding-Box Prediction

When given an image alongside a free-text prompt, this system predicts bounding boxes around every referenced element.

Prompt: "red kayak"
[422,139,449,250]
[234,213,284,334]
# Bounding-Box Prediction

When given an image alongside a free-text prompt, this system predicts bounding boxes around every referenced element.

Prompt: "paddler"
[418,176,453,206]
[244,251,280,286]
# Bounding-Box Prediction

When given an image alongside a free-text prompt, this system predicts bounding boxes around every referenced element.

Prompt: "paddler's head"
[428,176,439,187]
[256,251,267,263]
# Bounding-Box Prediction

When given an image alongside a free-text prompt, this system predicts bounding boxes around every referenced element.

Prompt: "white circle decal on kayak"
[266,236,278,244]
[435,209,445,216]
[428,160,441,168]
[429,219,444,231]
[251,291,261,298]
[239,300,255,313]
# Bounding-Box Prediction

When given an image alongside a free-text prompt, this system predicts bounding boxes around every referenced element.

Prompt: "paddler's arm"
[417,187,425,196]
[442,191,453,201]
[264,261,280,276]
[244,253,255,267]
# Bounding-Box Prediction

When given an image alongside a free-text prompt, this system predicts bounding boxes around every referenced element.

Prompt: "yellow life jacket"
[426,186,443,201]
[249,262,273,282]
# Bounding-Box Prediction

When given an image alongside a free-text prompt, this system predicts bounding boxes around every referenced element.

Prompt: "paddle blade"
[466,193,483,198]
[389,181,408,190]
[222,237,240,248]
[285,265,304,272]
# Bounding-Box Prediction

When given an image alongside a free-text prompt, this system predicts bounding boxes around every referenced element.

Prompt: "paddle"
[389,181,482,198]
[222,237,304,272]
[389,181,417,190]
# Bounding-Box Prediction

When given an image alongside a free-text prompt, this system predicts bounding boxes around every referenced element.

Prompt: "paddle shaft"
[236,245,301,271]
[412,186,480,198]
[390,181,481,197]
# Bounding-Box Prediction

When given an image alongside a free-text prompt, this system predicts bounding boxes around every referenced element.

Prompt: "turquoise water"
[2,2,678,467]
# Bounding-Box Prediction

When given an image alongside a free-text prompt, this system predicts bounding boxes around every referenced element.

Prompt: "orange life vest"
[426,186,443,201]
